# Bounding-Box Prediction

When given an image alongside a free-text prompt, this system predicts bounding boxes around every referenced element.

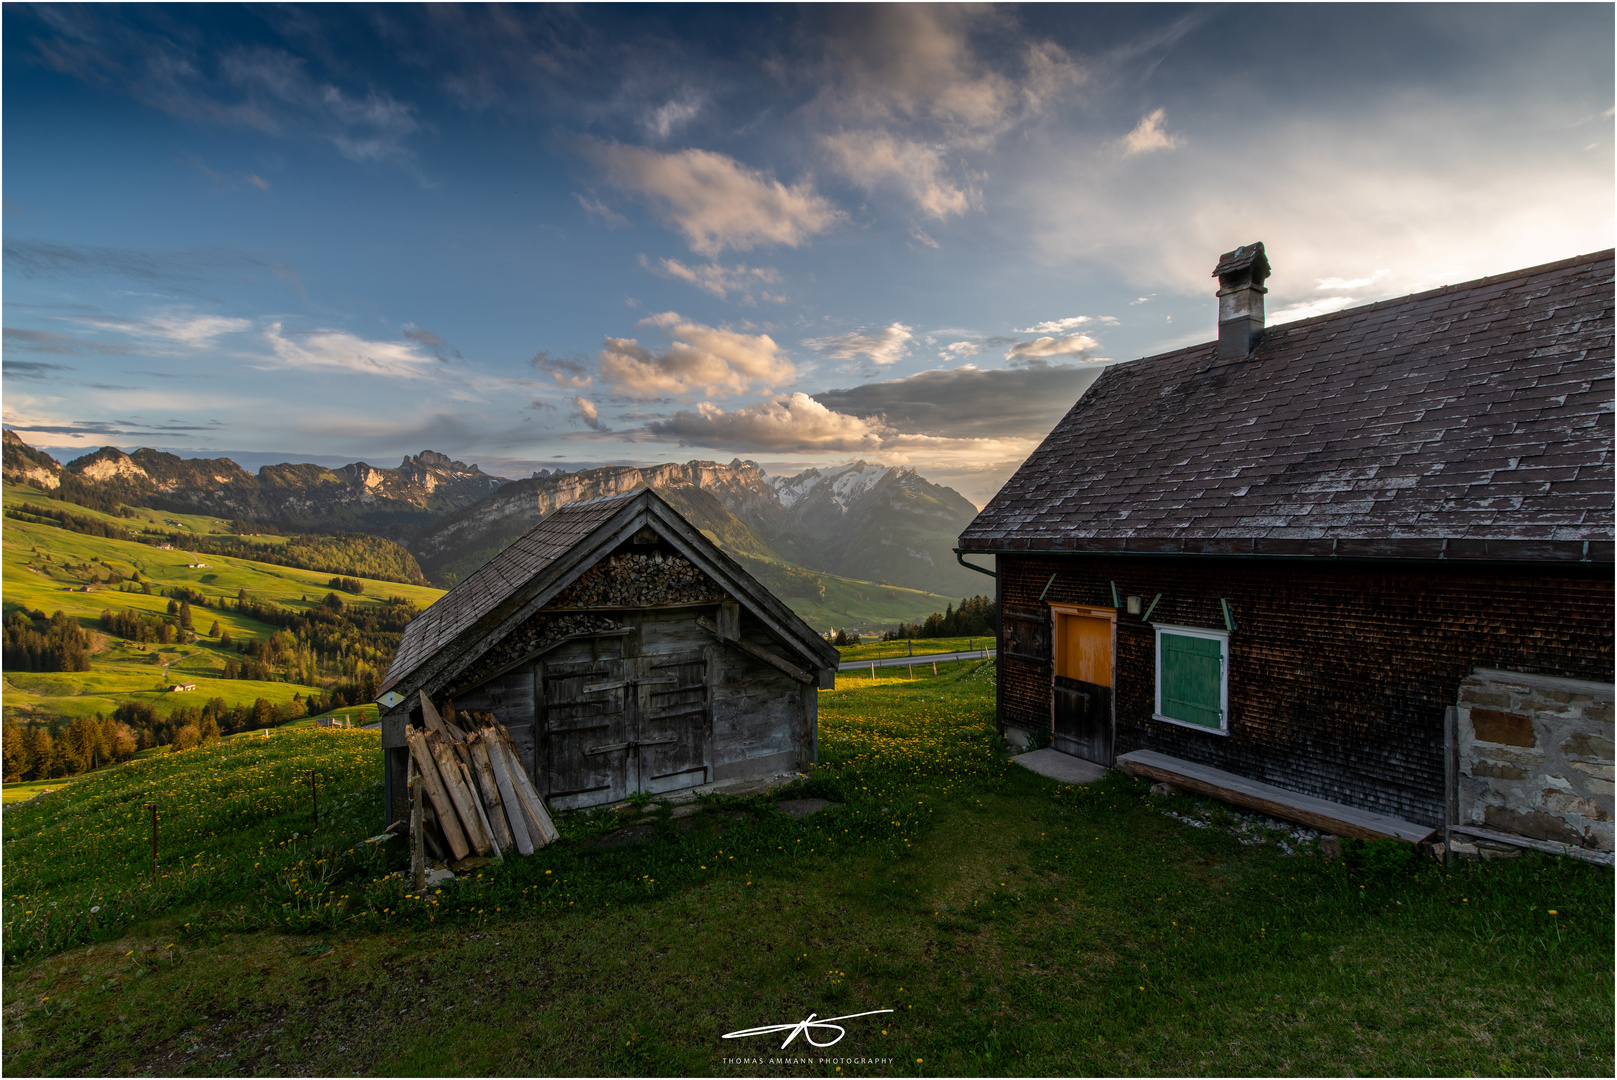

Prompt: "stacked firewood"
[459,611,621,688]
[404,692,559,879]
[551,551,726,609]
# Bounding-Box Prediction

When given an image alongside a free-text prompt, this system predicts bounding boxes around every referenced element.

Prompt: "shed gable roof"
[380,488,838,698]
[960,250,1614,562]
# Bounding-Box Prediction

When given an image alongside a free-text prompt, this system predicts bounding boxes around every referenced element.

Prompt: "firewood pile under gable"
[455,611,620,691]
[550,550,727,609]
[403,694,560,883]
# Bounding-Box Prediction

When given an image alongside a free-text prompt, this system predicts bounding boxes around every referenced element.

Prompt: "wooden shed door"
[636,650,711,796]
[543,659,632,811]
[542,653,711,810]
[1052,610,1114,765]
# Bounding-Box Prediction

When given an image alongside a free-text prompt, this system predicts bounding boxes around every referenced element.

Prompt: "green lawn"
[2,661,1609,1076]
[838,635,995,664]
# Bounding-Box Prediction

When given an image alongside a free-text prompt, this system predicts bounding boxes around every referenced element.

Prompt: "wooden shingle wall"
[997,553,1614,826]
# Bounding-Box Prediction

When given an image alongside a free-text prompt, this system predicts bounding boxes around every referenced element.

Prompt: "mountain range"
[2,430,990,606]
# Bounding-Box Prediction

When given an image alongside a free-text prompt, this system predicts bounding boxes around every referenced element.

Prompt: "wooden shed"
[376,488,839,822]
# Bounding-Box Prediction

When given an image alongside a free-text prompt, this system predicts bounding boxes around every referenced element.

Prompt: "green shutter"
[1160,632,1223,728]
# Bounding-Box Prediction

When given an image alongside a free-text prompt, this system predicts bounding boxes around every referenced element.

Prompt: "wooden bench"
[1117,749,1435,843]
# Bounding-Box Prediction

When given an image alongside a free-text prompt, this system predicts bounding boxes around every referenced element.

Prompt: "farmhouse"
[958,245,1614,848]
[375,488,839,823]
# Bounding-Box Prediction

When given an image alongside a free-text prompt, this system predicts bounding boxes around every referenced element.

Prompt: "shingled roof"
[960,250,1614,563]
[382,491,639,692]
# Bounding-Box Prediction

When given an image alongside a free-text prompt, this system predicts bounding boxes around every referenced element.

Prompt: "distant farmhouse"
[375,489,839,822]
[959,246,1614,855]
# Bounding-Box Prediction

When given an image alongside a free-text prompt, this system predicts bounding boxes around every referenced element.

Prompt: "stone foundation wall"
[1458,669,1615,853]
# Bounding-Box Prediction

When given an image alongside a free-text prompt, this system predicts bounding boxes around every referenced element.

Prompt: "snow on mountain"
[769,461,892,512]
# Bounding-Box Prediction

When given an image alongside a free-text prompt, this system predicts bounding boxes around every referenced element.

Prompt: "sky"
[3,3,1612,506]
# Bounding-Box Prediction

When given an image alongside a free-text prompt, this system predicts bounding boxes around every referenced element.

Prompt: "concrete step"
[1117,749,1435,843]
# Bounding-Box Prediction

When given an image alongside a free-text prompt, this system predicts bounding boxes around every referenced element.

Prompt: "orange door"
[1061,615,1113,686]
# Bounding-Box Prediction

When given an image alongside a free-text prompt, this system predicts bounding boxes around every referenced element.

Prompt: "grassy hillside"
[2,488,442,731]
[3,665,1609,1077]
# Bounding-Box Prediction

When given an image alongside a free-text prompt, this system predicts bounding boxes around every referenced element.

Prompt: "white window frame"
[1153,623,1230,735]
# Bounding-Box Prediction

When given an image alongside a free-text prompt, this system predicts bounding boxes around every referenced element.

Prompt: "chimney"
[1212,242,1271,359]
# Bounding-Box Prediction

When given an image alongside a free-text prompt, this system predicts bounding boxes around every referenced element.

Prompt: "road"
[837,648,996,672]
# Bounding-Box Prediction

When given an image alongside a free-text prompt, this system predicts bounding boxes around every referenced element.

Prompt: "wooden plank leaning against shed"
[466,731,517,852]
[426,729,492,856]
[405,727,471,860]
[478,731,533,855]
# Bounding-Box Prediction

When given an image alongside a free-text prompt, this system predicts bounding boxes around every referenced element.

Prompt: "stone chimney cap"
[1213,242,1271,284]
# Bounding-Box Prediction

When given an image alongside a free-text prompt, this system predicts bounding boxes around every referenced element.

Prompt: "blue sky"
[4,3,1611,504]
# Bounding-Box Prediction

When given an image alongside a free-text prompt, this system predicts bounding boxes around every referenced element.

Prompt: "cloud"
[639,256,783,302]
[1267,296,1358,325]
[402,325,462,362]
[4,239,300,298]
[262,323,439,378]
[582,141,844,255]
[1315,270,1390,290]
[1020,92,1616,305]
[3,310,251,358]
[1006,334,1103,364]
[24,9,425,174]
[1018,315,1117,334]
[575,193,630,229]
[1119,108,1180,156]
[647,393,883,451]
[820,131,976,219]
[596,312,796,399]
[3,328,131,356]
[3,360,75,379]
[646,93,703,138]
[570,395,610,432]
[813,364,1106,441]
[804,323,914,367]
[526,398,556,412]
[531,350,593,388]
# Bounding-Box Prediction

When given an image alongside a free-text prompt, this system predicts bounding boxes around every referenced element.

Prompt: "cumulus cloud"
[1006,333,1103,364]
[804,322,914,367]
[582,141,844,255]
[263,323,439,378]
[639,255,783,302]
[820,131,976,219]
[648,393,883,451]
[531,350,593,388]
[571,395,610,432]
[1119,108,1180,156]
[596,312,796,399]
[643,387,1051,463]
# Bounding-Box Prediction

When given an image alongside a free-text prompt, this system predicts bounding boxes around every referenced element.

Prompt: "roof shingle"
[960,250,1614,559]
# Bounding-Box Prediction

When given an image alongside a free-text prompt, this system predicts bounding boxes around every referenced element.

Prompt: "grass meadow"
[2,657,1610,1077]
[1,483,443,726]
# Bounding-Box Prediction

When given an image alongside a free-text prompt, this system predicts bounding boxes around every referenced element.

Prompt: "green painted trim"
[1221,598,1237,632]
[1110,581,1120,607]
[1141,593,1162,621]
[1038,572,1058,601]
